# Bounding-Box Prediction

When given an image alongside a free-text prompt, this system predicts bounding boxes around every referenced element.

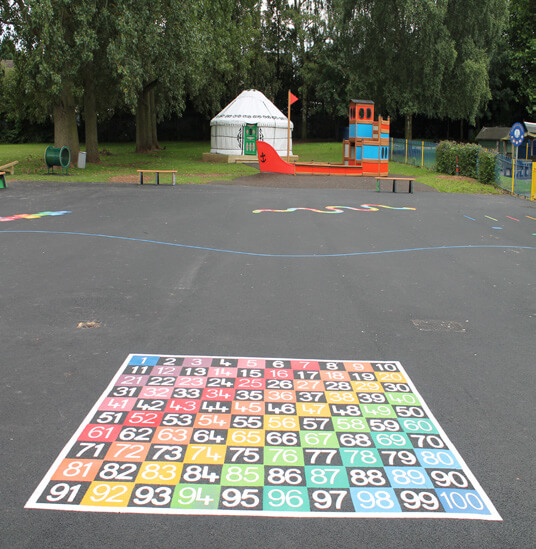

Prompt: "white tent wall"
[210,90,293,156]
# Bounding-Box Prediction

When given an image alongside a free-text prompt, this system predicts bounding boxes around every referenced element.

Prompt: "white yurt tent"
[210,90,292,157]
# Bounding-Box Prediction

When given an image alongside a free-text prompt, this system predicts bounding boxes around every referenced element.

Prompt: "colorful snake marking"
[0,211,71,222]
[252,205,416,213]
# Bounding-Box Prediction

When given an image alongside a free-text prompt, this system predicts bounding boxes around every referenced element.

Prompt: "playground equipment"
[44,146,71,175]
[257,99,390,177]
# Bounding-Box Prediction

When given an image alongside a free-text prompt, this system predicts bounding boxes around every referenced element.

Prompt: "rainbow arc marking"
[0,210,71,222]
[252,205,416,214]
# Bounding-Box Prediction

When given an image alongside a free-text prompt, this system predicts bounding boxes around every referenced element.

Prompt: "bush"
[436,141,457,175]
[436,141,487,180]
[478,148,497,185]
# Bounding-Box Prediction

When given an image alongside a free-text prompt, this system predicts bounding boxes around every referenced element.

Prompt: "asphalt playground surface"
[1,174,535,548]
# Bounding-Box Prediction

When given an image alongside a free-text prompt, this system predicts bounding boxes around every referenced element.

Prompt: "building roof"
[350,99,374,104]
[211,90,291,129]
[475,127,510,141]
[524,121,536,135]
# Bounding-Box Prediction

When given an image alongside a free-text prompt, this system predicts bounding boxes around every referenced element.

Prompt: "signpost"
[509,123,525,194]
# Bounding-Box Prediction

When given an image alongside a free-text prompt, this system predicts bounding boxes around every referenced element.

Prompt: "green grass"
[1,142,256,184]
[388,162,505,194]
[0,140,507,193]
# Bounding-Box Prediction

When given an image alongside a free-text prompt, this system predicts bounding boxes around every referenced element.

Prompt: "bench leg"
[409,180,413,193]
[376,179,380,192]
[393,180,397,192]
[172,173,176,186]
[139,172,143,185]
[156,172,159,185]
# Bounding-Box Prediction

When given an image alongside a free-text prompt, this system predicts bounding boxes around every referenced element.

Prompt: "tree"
[339,0,456,139]
[440,0,508,138]
[508,0,536,116]
[0,0,105,159]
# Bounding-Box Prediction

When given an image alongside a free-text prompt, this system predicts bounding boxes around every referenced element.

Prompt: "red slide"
[256,141,296,175]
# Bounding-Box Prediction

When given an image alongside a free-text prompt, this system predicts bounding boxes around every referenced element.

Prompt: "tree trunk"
[150,88,159,149]
[84,74,99,163]
[459,119,464,141]
[53,81,80,160]
[404,113,413,141]
[136,82,158,153]
[301,88,307,141]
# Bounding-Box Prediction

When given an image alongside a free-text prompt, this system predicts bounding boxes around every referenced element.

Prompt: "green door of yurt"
[244,124,258,155]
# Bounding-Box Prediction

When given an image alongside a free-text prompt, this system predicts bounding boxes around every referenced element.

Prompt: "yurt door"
[244,124,258,155]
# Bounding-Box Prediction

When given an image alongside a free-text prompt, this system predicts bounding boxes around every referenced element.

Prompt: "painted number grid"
[26,355,501,519]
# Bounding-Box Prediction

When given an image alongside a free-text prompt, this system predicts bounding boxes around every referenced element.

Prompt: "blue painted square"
[129,355,159,366]
[350,487,401,513]
[384,467,433,489]
[414,449,462,469]
[437,489,493,515]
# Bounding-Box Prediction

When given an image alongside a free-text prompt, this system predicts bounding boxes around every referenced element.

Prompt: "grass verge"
[0,140,507,193]
[1,142,256,184]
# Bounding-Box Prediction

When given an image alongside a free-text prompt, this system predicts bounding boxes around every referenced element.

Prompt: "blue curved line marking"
[1,230,535,258]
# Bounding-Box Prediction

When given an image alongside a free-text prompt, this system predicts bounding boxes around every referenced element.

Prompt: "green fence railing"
[390,138,437,170]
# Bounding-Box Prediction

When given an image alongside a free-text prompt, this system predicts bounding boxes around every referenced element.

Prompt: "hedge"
[436,140,497,185]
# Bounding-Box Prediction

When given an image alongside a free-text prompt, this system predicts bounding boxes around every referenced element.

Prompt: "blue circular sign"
[509,123,525,146]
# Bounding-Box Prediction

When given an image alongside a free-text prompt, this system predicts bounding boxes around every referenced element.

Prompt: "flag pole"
[287,90,291,162]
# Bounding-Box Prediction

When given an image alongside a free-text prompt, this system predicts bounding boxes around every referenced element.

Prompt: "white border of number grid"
[25,354,502,520]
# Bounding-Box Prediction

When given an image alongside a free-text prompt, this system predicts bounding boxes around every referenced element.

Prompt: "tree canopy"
[0,0,530,150]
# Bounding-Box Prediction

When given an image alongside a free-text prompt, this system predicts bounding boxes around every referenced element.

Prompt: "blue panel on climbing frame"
[363,145,380,160]
[348,124,373,139]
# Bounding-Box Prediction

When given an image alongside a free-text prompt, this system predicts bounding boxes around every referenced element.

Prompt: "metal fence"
[390,138,437,170]
[390,138,535,200]
[495,155,535,198]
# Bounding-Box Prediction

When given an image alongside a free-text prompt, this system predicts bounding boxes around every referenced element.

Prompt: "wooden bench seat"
[137,169,177,185]
[0,161,19,175]
[376,176,415,193]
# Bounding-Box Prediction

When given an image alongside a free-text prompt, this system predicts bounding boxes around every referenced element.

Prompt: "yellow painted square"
[136,462,183,485]
[325,391,359,404]
[376,371,407,384]
[184,444,227,464]
[227,429,264,446]
[81,482,134,507]
[351,381,384,393]
[264,415,300,431]
[296,403,330,416]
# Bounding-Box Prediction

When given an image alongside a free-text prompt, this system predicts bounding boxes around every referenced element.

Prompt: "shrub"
[436,141,457,175]
[457,143,479,179]
[478,148,497,185]
[436,141,485,180]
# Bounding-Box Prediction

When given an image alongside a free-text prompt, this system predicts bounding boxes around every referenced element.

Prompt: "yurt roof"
[211,89,292,129]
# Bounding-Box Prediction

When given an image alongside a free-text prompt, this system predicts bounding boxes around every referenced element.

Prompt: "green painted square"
[263,486,310,512]
[221,464,264,486]
[332,417,370,432]
[299,431,339,448]
[305,466,349,488]
[171,484,221,509]
[340,448,381,467]
[264,447,304,467]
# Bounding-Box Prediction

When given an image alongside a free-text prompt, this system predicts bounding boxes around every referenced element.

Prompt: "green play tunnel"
[45,146,71,174]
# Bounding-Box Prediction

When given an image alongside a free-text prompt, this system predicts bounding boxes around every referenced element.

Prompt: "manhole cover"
[77,321,101,329]
[411,319,466,332]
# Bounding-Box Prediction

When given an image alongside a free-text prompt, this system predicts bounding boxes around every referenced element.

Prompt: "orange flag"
[289,91,299,105]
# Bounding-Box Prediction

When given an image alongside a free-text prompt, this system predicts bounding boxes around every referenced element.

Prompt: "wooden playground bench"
[137,169,177,185]
[376,176,415,193]
[0,160,19,174]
